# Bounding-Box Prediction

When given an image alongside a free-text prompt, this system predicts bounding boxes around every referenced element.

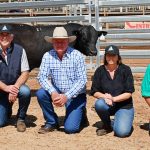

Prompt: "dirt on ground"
[0,70,149,150]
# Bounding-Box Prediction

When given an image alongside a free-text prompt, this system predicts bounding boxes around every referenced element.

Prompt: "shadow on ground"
[8,115,37,128]
[140,122,149,132]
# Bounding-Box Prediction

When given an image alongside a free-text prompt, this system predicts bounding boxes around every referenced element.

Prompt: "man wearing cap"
[0,24,31,132]
[91,45,135,138]
[36,27,88,134]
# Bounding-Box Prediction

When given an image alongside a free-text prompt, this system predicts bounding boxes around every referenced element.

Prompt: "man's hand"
[51,91,60,102]
[5,85,19,103]
[5,85,19,96]
[8,93,17,103]
[53,94,67,107]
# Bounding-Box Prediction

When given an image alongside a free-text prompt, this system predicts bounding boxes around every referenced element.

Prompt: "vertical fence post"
[95,0,101,68]
[88,0,93,69]
[88,0,92,24]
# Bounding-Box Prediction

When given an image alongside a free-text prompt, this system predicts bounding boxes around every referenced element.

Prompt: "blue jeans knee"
[113,108,134,138]
[18,84,31,100]
[114,127,132,138]
[64,124,80,134]
[95,99,108,112]
[64,94,86,134]
[17,85,31,120]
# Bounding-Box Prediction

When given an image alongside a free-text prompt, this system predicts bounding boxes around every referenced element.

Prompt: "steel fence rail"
[106,33,150,39]
[100,40,150,47]
[0,0,88,10]
[99,15,150,23]
[0,15,88,23]
[105,28,150,34]
[99,0,150,8]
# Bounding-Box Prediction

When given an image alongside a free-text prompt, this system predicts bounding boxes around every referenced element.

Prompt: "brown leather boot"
[17,120,26,132]
[96,125,113,136]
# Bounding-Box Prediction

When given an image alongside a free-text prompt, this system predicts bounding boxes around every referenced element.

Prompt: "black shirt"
[90,64,135,109]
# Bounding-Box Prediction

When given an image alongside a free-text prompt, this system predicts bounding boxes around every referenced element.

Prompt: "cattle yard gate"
[0,0,150,74]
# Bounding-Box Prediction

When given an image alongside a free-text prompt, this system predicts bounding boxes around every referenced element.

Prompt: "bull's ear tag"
[99,33,105,41]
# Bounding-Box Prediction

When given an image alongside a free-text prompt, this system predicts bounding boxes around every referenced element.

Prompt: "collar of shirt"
[105,65,118,73]
[0,43,13,56]
[6,43,13,54]
[0,43,13,65]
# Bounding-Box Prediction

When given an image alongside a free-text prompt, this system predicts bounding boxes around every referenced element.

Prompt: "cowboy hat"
[44,27,76,43]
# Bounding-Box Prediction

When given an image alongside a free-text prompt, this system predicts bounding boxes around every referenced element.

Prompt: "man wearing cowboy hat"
[0,24,31,132]
[36,27,88,134]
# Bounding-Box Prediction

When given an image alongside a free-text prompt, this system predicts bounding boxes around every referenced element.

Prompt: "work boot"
[38,125,59,134]
[96,125,113,136]
[16,119,26,132]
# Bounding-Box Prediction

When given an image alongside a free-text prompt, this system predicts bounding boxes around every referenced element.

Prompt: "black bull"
[6,23,107,70]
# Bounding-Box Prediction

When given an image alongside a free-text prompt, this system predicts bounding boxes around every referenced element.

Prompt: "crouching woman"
[90,45,135,138]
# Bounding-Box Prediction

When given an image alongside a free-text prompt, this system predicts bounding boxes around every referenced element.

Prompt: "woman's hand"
[104,93,114,106]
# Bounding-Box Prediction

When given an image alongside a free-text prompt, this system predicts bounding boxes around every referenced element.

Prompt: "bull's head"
[73,25,107,56]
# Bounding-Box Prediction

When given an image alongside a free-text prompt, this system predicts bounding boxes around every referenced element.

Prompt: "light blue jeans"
[0,84,31,127]
[95,98,134,138]
[36,88,87,134]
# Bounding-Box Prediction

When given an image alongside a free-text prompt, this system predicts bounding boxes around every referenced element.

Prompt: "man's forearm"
[0,81,8,92]
[65,79,86,99]
[15,71,29,88]
[38,77,57,94]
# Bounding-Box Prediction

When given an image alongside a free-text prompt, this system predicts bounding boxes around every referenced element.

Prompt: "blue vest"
[0,43,23,85]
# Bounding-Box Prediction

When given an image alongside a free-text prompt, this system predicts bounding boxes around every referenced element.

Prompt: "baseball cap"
[105,45,119,55]
[0,24,12,34]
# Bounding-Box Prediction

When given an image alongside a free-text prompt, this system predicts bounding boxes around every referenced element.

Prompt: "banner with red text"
[125,22,150,29]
